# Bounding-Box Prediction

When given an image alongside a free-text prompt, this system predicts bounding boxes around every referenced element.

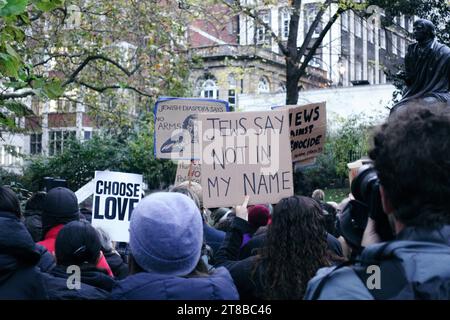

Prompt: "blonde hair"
[312,189,325,202]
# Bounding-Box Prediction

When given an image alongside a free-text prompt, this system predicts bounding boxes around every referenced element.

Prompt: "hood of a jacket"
[111,266,239,300]
[51,264,115,292]
[396,225,450,245]
[0,211,41,283]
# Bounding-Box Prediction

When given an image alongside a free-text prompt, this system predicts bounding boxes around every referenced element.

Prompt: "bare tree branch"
[1,90,36,99]
[297,0,332,64]
[62,55,140,87]
[297,5,345,78]
[75,81,154,98]
[33,53,84,68]
[287,0,302,63]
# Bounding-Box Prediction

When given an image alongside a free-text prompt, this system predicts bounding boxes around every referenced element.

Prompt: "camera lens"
[351,164,378,203]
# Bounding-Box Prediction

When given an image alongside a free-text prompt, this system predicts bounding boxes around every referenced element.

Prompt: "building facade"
[235,0,413,88]
[187,1,330,110]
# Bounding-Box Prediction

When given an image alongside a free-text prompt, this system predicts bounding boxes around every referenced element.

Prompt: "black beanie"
[42,187,80,237]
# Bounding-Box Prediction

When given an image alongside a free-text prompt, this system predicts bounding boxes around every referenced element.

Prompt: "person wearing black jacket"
[23,191,47,242]
[214,195,332,300]
[46,220,114,299]
[0,186,48,299]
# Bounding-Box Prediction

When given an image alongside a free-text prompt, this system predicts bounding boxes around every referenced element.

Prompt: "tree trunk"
[286,58,300,105]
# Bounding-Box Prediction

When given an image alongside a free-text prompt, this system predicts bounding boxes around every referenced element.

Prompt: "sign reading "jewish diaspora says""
[92,171,143,242]
[198,110,294,208]
[154,97,228,160]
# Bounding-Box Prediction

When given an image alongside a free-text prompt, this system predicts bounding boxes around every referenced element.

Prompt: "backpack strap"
[309,261,354,300]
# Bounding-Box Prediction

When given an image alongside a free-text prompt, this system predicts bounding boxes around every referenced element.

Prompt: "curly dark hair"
[255,196,330,300]
[369,103,450,228]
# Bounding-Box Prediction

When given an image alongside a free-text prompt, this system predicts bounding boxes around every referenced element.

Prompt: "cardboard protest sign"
[154,97,228,160]
[198,109,294,208]
[175,160,201,185]
[295,157,317,170]
[276,102,326,163]
[91,171,143,242]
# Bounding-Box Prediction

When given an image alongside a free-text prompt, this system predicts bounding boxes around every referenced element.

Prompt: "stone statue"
[392,19,450,112]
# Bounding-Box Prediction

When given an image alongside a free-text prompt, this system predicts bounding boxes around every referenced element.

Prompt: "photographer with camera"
[305,103,450,300]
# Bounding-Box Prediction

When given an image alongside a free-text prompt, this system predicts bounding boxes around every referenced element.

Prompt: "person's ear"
[379,185,394,215]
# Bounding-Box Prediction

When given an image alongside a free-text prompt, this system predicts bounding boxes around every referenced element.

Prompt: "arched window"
[257,77,270,93]
[195,75,219,99]
[202,79,218,99]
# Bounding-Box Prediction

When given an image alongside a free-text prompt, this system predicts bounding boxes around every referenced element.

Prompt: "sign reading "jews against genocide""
[154,97,228,160]
[198,110,294,208]
[285,102,326,162]
[174,160,201,185]
[92,171,143,242]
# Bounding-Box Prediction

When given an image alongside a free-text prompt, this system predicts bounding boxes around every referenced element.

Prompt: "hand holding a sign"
[235,195,250,221]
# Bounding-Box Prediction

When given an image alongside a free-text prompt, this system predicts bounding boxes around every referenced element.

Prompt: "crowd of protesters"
[0,102,449,300]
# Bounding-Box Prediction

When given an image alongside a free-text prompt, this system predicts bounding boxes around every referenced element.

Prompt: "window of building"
[256,11,270,45]
[355,61,362,81]
[400,38,406,57]
[379,69,386,84]
[49,130,76,156]
[84,131,92,140]
[0,145,22,166]
[305,4,321,38]
[379,28,386,49]
[56,98,76,113]
[400,15,405,29]
[392,33,398,55]
[228,89,236,109]
[408,17,414,33]
[368,66,375,84]
[341,11,348,31]
[30,133,42,155]
[280,9,290,40]
[201,79,218,99]
[355,16,362,38]
[227,73,237,110]
[368,20,375,43]
[257,77,270,93]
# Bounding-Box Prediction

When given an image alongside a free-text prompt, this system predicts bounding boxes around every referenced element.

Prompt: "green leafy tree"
[22,123,177,192]
[1,0,193,133]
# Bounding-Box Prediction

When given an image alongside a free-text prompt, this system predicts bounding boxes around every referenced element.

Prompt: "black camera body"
[340,164,394,250]
[42,177,68,192]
